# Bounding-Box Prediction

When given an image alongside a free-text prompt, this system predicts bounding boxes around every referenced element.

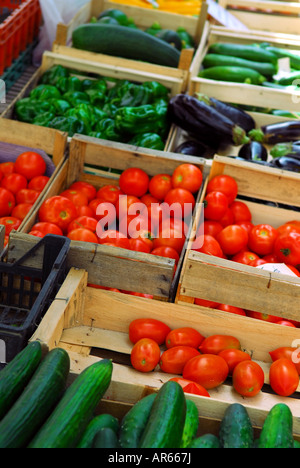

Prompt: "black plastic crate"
[0,234,71,363]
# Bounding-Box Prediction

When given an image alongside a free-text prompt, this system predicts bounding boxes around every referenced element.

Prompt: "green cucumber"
[29,359,113,448]
[180,399,199,448]
[294,439,300,448]
[277,71,300,86]
[0,348,70,448]
[188,434,220,448]
[198,66,266,85]
[139,381,186,448]
[258,403,294,448]
[264,46,300,70]
[219,403,254,448]
[155,29,182,51]
[0,341,42,420]
[208,42,277,64]
[92,428,120,448]
[77,414,119,448]
[203,54,277,78]
[119,393,157,448]
[72,24,180,68]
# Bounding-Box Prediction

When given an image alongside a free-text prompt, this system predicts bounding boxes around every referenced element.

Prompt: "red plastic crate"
[0,0,41,75]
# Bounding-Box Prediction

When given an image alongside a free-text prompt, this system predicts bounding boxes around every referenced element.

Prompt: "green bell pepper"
[56,76,83,94]
[29,84,61,101]
[48,116,87,137]
[143,81,169,99]
[33,112,56,127]
[117,83,154,107]
[49,98,72,115]
[62,91,90,107]
[128,133,165,150]
[40,65,70,86]
[145,22,162,36]
[107,80,131,100]
[15,98,56,123]
[65,107,92,134]
[115,104,167,135]
[95,118,122,141]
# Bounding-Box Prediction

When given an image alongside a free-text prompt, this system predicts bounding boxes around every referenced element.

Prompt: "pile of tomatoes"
[129,318,300,399]
[30,163,203,266]
[193,173,300,327]
[0,152,49,245]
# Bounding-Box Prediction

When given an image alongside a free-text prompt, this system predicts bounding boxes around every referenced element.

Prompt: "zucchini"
[92,428,120,449]
[72,24,180,68]
[77,414,119,448]
[258,403,294,448]
[188,434,220,448]
[198,66,266,85]
[29,359,113,448]
[0,341,42,420]
[203,53,276,79]
[180,399,199,448]
[139,381,186,448]
[264,46,300,71]
[119,393,157,448]
[155,29,182,51]
[294,439,300,448]
[208,42,278,64]
[219,403,254,448]
[277,71,300,86]
[0,348,70,448]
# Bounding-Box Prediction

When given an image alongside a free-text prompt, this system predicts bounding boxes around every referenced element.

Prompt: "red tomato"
[119,213,149,238]
[76,205,94,218]
[119,168,149,198]
[116,194,144,219]
[89,199,115,230]
[206,175,238,205]
[152,227,186,254]
[132,229,154,251]
[69,181,97,201]
[31,222,63,236]
[164,188,195,219]
[16,189,40,205]
[0,217,21,235]
[0,162,14,176]
[38,196,78,232]
[203,220,223,238]
[12,203,33,220]
[0,188,15,216]
[286,264,300,277]
[193,234,224,258]
[14,152,46,180]
[246,310,280,323]
[219,207,235,228]
[166,327,205,349]
[147,203,165,235]
[269,358,299,397]
[217,225,248,256]
[263,253,279,263]
[199,335,241,355]
[29,230,44,238]
[204,191,229,221]
[194,298,220,308]
[129,238,152,253]
[217,304,246,316]
[130,338,161,373]
[236,220,254,236]
[151,246,180,264]
[232,360,264,397]
[248,224,278,256]
[149,174,172,201]
[249,258,267,267]
[127,291,154,299]
[172,164,203,194]
[67,216,98,234]
[218,349,252,374]
[230,201,252,223]
[60,189,89,208]
[159,346,200,374]
[183,354,229,389]
[273,232,300,266]
[159,218,188,238]
[140,193,159,208]
[269,347,300,374]
[68,228,99,244]
[28,175,50,192]
[169,377,210,397]
[129,318,171,345]
[277,223,300,237]
[97,185,122,206]
[277,320,296,327]
[232,250,259,265]
[1,173,27,194]
[98,229,130,250]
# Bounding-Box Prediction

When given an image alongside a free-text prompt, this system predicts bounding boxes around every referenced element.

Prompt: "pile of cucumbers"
[199,41,300,89]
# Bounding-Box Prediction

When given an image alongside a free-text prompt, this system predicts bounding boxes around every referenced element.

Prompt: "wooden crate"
[176,155,300,323]
[190,22,300,112]
[29,266,300,437]
[53,0,208,91]
[10,135,205,301]
[217,0,300,35]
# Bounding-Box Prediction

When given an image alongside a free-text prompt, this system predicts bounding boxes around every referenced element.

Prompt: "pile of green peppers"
[14,65,170,151]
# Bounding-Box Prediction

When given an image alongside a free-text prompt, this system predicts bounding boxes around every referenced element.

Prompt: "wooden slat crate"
[217,0,300,35]
[176,155,300,323]
[190,22,300,112]
[29,267,300,437]
[53,0,208,91]
[8,135,205,301]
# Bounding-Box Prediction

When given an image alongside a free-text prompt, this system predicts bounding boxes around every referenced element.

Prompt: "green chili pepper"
[48,116,87,137]
[40,65,70,86]
[29,84,61,101]
[15,98,56,123]
[128,132,165,150]
[56,76,83,94]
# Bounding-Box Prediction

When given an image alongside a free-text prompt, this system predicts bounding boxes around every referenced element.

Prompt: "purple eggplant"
[174,140,217,158]
[249,121,300,145]
[238,141,268,161]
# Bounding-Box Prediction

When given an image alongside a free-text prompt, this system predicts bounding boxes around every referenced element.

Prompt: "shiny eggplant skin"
[238,141,268,161]
[174,140,217,158]
[268,156,300,172]
[249,121,300,144]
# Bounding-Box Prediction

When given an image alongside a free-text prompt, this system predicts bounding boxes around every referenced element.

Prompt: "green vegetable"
[177,27,195,49]
[95,118,122,141]
[62,91,90,107]
[0,348,70,448]
[49,99,71,115]
[97,8,129,26]
[28,359,113,448]
[258,404,294,448]
[33,111,56,127]
[119,393,157,448]
[15,98,55,123]
[208,42,278,64]
[0,342,42,420]
[29,84,61,101]
[180,399,199,448]
[117,82,154,107]
[77,414,119,448]
[198,66,267,85]
[115,104,167,135]
[188,434,221,448]
[263,46,300,70]
[294,439,300,448]
[276,71,300,86]
[155,29,182,51]
[92,428,120,448]
[145,22,162,36]
[271,110,300,119]
[203,53,277,79]
[219,403,254,448]
[139,381,186,448]
[98,16,119,25]
[128,132,165,150]
[48,116,86,136]
[56,76,83,94]
[40,65,70,86]
[143,81,169,99]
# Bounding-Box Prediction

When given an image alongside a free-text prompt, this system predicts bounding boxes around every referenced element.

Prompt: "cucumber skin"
[0,348,70,448]
[77,414,119,448]
[219,403,254,448]
[203,54,276,78]
[93,428,120,449]
[119,393,157,449]
[180,399,199,448]
[188,434,220,448]
[208,43,277,64]
[0,341,42,420]
[198,66,266,85]
[72,24,180,68]
[139,381,186,449]
[28,359,113,448]
[258,404,294,448]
